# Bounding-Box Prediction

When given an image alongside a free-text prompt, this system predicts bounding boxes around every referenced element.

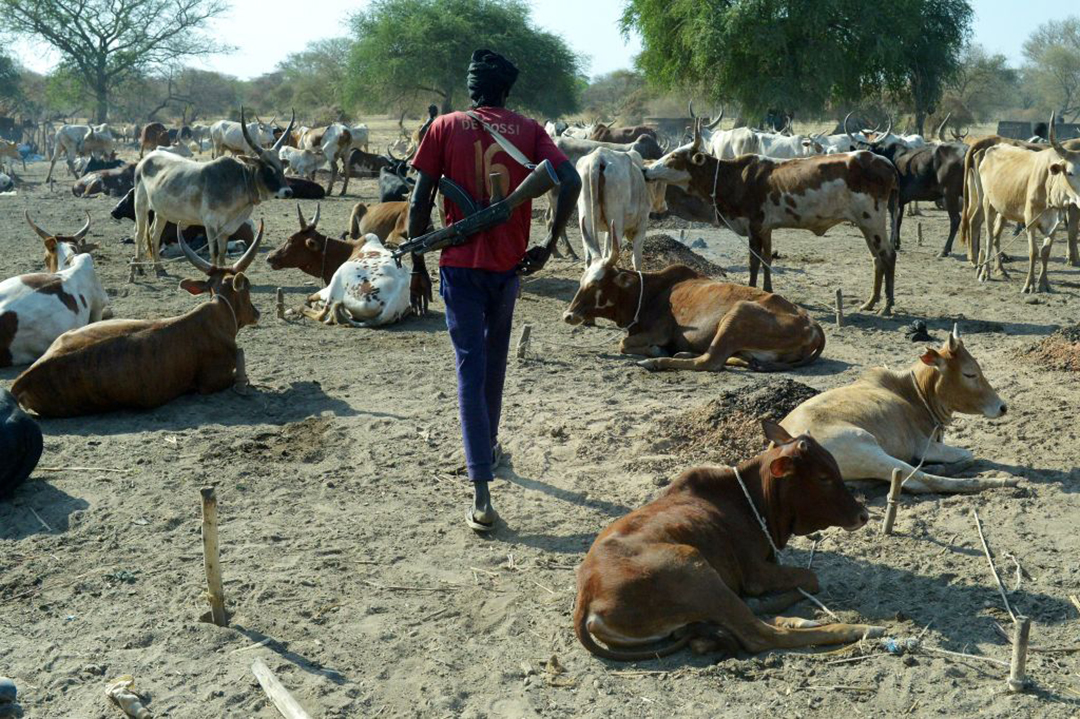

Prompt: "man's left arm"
[517,159,581,275]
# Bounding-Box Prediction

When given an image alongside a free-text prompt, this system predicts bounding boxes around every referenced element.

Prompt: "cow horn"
[705,105,724,131]
[387,144,400,162]
[73,210,91,240]
[178,224,215,274]
[272,110,296,152]
[240,107,259,155]
[688,100,697,120]
[404,143,418,161]
[871,116,892,146]
[229,220,264,274]
[1049,111,1080,163]
[297,203,308,229]
[24,210,52,241]
[952,322,960,340]
[936,112,951,142]
[843,112,857,143]
[692,118,703,152]
[309,203,321,230]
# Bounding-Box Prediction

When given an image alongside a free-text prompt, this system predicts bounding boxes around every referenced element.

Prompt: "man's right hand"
[411,269,432,315]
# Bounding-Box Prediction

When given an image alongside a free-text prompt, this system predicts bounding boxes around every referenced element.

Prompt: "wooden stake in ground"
[252,658,314,719]
[200,487,227,627]
[834,289,844,328]
[917,222,923,247]
[881,468,902,535]
[275,288,285,319]
[1008,616,1031,693]
[516,324,532,359]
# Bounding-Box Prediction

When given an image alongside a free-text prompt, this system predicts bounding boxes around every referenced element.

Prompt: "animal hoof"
[864,626,886,638]
[154,265,168,278]
[637,359,660,372]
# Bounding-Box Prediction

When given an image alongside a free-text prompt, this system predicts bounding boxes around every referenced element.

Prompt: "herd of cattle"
[1,99,1078,664]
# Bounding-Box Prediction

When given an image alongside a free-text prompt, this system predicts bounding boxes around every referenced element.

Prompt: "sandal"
[466,508,498,533]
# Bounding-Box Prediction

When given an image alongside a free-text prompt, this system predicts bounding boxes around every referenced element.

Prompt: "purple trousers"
[440,266,519,482]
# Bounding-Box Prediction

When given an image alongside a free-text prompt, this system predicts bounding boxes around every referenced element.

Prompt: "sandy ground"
[2,122,1080,718]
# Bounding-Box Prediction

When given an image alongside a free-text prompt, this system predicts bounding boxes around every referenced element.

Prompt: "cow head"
[240,106,295,200]
[564,260,637,327]
[760,420,869,536]
[177,221,263,330]
[266,204,325,273]
[920,324,1006,419]
[1049,112,1080,198]
[26,210,98,272]
[643,121,710,189]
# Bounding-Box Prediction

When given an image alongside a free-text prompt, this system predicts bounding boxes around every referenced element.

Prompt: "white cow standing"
[575,148,655,269]
[209,119,276,158]
[45,124,115,182]
[302,233,410,327]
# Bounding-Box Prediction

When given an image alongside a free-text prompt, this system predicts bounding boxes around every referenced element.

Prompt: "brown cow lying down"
[347,201,408,244]
[72,162,135,198]
[266,204,366,284]
[781,325,1017,494]
[563,258,825,372]
[12,225,263,417]
[575,421,881,661]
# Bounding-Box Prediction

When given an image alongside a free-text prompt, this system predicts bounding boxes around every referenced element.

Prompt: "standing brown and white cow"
[298,124,353,196]
[139,122,170,158]
[646,123,900,314]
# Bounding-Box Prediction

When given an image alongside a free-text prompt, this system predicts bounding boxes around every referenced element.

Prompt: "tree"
[621,0,972,132]
[276,38,351,116]
[1023,17,1080,121]
[0,51,21,113]
[581,70,648,119]
[944,44,1019,123]
[0,0,229,122]
[344,0,582,117]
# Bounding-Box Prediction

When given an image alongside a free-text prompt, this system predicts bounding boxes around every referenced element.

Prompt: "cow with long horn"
[12,224,264,417]
[133,107,294,274]
[26,211,97,272]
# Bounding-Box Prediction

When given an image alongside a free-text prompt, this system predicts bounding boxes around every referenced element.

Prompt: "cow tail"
[595,159,607,259]
[888,185,900,251]
[959,148,978,251]
[573,594,691,662]
[349,203,368,240]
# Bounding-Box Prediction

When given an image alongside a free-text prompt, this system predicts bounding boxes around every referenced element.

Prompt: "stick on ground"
[881,468,902,535]
[1008,616,1031,693]
[834,288,844,328]
[201,487,227,627]
[972,509,1016,621]
[252,657,314,719]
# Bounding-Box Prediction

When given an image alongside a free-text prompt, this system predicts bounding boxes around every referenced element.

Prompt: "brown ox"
[139,122,170,158]
[574,421,879,661]
[346,201,411,244]
[588,122,659,144]
[646,124,899,314]
[12,226,263,417]
[266,204,365,284]
[564,259,825,373]
[72,162,135,198]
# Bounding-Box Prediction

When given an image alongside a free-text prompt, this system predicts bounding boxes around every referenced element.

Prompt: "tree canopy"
[621,0,972,132]
[344,0,583,118]
[0,0,229,122]
[1023,16,1080,121]
[0,51,20,113]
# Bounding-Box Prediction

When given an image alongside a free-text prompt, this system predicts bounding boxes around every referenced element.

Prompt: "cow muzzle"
[563,310,583,325]
[277,187,294,199]
[983,398,1007,419]
[844,507,870,531]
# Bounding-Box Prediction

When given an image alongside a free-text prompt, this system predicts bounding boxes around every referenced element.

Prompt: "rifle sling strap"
[464,110,536,170]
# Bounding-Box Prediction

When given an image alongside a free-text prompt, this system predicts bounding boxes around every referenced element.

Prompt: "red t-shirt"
[411,107,568,273]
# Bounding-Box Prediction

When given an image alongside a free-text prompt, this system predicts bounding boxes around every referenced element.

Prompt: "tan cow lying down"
[575,421,881,661]
[781,326,1017,494]
[563,259,825,373]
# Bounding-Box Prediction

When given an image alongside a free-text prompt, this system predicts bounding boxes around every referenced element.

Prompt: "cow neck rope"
[709,158,774,274]
[730,464,841,621]
[212,292,238,333]
[910,370,949,434]
[624,270,645,331]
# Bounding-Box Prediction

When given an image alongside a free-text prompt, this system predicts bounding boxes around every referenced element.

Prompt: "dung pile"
[654,380,819,465]
[640,234,727,277]
[1020,325,1080,372]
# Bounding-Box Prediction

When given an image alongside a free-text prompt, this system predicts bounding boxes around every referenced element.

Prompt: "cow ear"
[232,273,250,292]
[761,419,793,445]
[1050,162,1065,175]
[920,347,944,367]
[44,237,57,253]
[305,238,320,251]
[179,278,210,295]
[692,152,707,166]
[614,271,635,288]
[769,455,795,479]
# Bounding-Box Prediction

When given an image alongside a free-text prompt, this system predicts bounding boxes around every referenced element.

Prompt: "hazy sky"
[8,0,1077,81]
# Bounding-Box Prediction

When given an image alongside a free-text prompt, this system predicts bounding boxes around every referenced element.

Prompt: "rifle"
[392,159,559,261]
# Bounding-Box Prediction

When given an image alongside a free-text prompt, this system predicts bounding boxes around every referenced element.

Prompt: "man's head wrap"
[467,49,519,107]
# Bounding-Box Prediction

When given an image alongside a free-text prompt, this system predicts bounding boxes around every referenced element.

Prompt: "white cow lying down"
[301,234,410,327]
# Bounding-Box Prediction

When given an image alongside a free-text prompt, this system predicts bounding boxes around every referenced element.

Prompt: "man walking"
[407,49,581,532]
